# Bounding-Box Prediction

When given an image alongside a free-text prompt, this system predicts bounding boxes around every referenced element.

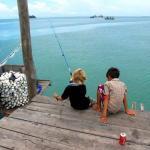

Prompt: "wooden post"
[17,0,37,99]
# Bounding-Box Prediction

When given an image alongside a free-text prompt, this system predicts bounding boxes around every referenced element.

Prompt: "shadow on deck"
[0,95,150,150]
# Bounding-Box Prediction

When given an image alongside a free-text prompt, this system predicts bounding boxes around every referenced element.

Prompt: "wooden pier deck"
[0,95,150,150]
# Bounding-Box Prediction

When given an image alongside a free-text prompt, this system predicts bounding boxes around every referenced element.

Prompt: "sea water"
[0,17,150,110]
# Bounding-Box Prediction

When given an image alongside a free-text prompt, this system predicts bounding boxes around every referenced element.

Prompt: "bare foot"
[126,109,136,116]
[91,103,98,111]
[100,116,108,123]
[96,106,101,112]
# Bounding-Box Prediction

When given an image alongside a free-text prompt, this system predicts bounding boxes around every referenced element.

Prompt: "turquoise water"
[0,17,150,110]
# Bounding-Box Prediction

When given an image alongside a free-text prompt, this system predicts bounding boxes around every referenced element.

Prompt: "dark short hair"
[106,67,120,78]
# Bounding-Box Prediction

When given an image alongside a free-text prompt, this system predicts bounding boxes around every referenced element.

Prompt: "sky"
[0,0,150,19]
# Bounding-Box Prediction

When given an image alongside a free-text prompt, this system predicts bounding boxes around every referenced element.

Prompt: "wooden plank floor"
[0,95,150,150]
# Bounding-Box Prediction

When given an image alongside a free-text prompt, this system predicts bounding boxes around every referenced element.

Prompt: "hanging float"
[0,65,50,118]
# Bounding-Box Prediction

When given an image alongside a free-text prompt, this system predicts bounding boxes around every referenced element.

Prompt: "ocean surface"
[0,17,150,110]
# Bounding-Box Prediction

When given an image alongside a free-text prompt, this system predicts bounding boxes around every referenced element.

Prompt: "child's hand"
[53,95,59,101]
[53,93,60,101]
[100,115,108,123]
[126,109,136,116]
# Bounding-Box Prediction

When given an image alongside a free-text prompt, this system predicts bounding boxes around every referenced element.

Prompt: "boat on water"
[104,16,115,20]
[90,15,114,20]
[90,15,103,18]
[29,15,36,19]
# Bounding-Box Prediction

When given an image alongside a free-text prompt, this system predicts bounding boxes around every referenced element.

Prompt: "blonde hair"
[71,68,86,84]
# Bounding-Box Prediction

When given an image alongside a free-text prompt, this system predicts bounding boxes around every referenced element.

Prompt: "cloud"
[0,0,150,18]
[0,2,18,19]
[28,0,70,17]
[108,0,150,16]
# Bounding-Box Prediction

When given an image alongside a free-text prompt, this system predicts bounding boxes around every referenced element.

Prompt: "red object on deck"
[119,132,126,145]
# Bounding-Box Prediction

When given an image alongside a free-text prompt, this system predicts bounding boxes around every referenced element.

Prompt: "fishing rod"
[50,23,72,76]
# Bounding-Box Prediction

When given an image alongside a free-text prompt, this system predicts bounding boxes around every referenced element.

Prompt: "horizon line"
[0,15,150,20]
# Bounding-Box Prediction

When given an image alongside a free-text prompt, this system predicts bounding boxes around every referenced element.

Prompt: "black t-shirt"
[61,83,90,110]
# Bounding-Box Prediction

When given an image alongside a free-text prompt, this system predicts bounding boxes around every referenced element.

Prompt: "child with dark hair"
[97,67,135,123]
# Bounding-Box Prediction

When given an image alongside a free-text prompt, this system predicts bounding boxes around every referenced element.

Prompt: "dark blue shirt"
[61,83,90,110]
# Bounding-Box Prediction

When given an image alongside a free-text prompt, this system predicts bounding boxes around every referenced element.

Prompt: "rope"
[0,44,21,67]
[50,23,72,76]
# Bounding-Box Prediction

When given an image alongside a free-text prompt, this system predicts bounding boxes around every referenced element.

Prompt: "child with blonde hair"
[54,68,93,110]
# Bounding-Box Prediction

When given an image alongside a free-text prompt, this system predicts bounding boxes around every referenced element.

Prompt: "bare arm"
[100,95,109,123]
[96,90,101,112]
[53,85,69,101]
[53,93,63,101]
[123,95,128,113]
[123,95,136,115]
[102,95,109,116]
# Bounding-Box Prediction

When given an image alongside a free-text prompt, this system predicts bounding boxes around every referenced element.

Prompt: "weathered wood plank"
[31,95,70,107]
[0,146,12,150]
[8,108,150,146]
[26,101,94,116]
[27,101,150,119]
[0,118,149,150]
[31,95,150,119]
[0,127,74,150]
[1,95,150,149]
[26,101,150,131]
[2,65,24,73]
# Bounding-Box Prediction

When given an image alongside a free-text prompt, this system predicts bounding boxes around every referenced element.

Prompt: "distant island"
[90,15,115,20]
[29,15,36,19]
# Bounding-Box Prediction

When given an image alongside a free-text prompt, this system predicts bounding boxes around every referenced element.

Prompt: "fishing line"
[0,43,21,67]
[50,23,72,76]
